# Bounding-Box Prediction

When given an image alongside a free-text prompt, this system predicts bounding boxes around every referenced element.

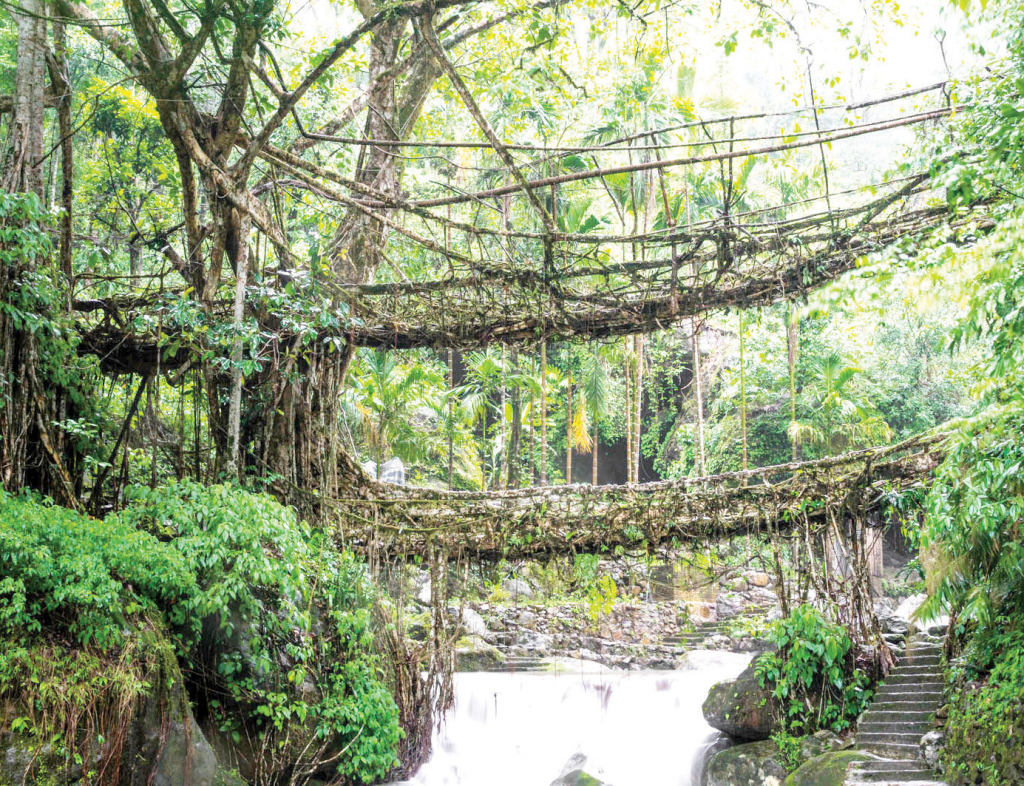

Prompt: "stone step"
[880,679,942,691]
[852,759,938,773]
[848,770,945,784]
[868,700,943,714]
[879,672,944,686]
[861,710,935,723]
[890,664,943,674]
[898,655,942,667]
[857,738,925,760]
[859,721,934,736]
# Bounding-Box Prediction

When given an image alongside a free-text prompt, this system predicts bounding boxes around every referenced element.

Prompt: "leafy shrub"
[0,491,196,648]
[943,619,1024,785]
[920,409,1024,627]
[770,730,805,772]
[755,604,872,734]
[1,485,403,783]
[117,481,402,782]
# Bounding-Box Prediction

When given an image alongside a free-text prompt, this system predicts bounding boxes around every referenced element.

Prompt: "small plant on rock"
[755,603,873,735]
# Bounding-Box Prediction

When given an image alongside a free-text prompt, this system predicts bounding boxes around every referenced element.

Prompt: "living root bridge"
[329,433,946,560]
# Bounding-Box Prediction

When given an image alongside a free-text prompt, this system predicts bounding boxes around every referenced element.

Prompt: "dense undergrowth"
[0,485,401,785]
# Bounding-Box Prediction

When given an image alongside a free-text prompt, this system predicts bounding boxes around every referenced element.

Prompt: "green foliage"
[943,618,1024,785]
[755,604,872,734]
[116,482,402,782]
[771,730,806,773]
[584,574,618,621]
[787,351,892,457]
[0,491,195,649]
[1,486,402,783]
[920,408,1024,626]
[0,192,99,431]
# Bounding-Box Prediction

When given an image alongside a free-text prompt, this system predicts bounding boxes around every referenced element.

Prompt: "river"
[394,651,750,786]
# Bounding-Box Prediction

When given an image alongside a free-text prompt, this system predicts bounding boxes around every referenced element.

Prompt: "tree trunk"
[740,312,748,472]
[0,0,78,504]
[225,210,250,480]
[508,349,521,489]
[2,0,46,197]
[788,302,800,462]
[565,370,572,484]
[630,331,638,478]
[447,348,454,490]
[539,340,547,485]
[591,430,599,486]
[624,342,633,483]
[692,319,706,476]
[500,344,506,489]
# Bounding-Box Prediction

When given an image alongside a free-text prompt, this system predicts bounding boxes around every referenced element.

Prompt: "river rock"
[503,577,534,599]
[920,730,945,770]
[1,635,239,786]
[460,607,489,638]
[679,650,753,672]
[893,593,926,625]
[782,750,873,786]
[704,740,786,786]
[702,655,781,740]
[549,753,606,786]
[716,592,746,620]
[456,635,505,671]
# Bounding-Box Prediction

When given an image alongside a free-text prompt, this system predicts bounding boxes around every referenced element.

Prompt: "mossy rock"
[783,750,873,786]
[703,655,782,740]
[705,740,787,786]
[0,628,230,786]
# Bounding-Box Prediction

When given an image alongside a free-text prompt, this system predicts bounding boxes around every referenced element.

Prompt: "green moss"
[784,751,873,786]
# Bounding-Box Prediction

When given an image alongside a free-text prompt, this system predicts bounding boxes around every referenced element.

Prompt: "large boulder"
[456,635,506,671]
[549,754,606,786]
[783,751,872,786]
[703,655,781,740]
[0,635,241,786]
[716,592,746,620]
[502,577,534,600]
[704,740,787,786]
[460,607,490,638]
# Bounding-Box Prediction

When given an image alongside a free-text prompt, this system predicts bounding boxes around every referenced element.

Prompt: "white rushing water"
[395,652,751,786]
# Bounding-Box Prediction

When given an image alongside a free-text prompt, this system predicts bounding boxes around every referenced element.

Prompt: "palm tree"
[788,352,893,457]
[574,344,612,485]
[348,350,437,477]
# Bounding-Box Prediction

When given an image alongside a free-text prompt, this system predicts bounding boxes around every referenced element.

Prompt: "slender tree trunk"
[508,350,521,489]
[447,348,454,490]
[527,387,535,485]
[539,340,547,485]
[692,319,706,476]
[591,344,600,485]
[565,370,572,484]
[624,342,633,483]
[634,334,643,482]
[740,312,748,472]
[788,302,800,462]
[225,211,250,479]
[500,344,506,489]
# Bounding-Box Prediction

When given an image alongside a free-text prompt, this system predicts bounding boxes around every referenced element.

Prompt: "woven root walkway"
[328,433,947,560]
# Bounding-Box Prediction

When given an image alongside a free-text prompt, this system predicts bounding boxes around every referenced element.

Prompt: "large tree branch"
[233,0,488,177]
[50,0,149,77]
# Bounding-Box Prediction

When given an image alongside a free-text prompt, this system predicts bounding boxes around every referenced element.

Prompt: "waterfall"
[393,653,750,785]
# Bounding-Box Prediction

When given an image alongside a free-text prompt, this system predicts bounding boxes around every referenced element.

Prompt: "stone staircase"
[486,630,546,672]
[664,603,775,650]
[847,632,947,785]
